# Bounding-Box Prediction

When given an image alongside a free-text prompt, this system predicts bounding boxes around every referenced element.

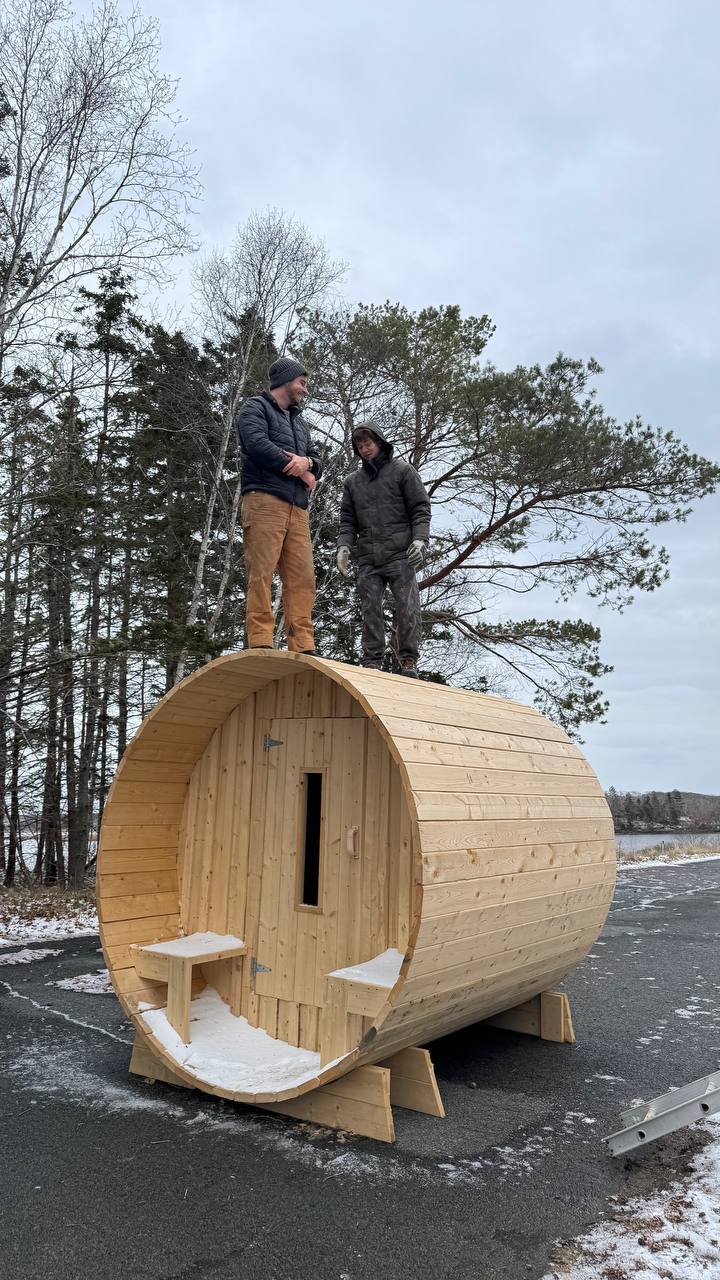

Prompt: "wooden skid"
[484,989,575,1043]
[263,1065,395,1143]
[129,1035,446,1143]
[129,1035,191,1088]
[380,1047,445,1117]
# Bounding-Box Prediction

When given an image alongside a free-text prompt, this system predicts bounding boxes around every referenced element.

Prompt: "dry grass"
[0,884,97,931]
[619,839,720,867]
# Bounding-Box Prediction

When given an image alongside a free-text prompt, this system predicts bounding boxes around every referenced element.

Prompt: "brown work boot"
[400,658,419,679]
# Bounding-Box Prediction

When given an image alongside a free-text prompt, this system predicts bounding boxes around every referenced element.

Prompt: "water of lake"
[615,830,720,853]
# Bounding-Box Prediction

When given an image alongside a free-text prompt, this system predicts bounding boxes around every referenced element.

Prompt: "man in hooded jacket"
[336,423,431,677]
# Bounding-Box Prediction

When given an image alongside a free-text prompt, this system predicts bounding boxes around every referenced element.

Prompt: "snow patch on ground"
[0,1036,453,1188]
[618,852,720,871]
[0,947,63,965]
[562,1111,598,1135]
[544,1120,720,1279]
[0,909,98,944]
[52,968,113,994]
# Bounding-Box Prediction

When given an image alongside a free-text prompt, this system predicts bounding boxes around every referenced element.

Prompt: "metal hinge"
[263,734,283,752]
[250,956,272,977]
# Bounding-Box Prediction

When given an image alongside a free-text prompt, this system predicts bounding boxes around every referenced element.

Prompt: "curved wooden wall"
[97,652,615,1102]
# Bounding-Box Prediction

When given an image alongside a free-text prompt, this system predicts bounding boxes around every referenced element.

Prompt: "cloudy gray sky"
[129,0,719,792]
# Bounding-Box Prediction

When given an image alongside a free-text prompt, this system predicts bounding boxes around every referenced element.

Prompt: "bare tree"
[0,0,199,360]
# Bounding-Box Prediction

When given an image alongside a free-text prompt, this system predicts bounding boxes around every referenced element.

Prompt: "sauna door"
[251,717,367,1007]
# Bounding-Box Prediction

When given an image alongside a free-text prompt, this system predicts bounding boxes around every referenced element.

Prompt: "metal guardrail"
[604,1069,720,1156]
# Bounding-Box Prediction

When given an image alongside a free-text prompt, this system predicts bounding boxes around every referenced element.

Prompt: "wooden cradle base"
[129,989,573,1144]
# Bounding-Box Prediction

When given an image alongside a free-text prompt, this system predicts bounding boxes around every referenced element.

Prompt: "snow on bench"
[131,932,247,1044]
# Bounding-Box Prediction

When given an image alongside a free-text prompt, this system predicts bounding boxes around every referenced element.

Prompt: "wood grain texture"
[98,650,615,1109]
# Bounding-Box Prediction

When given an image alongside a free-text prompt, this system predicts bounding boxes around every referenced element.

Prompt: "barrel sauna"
[97,651,616,1141]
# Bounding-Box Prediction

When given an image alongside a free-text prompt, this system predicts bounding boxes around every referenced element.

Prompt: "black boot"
[400,658,419,678]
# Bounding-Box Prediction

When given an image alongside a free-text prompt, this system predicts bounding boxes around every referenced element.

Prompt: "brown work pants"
[241,491,316,651]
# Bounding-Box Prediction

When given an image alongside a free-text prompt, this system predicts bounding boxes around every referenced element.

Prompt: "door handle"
[346,826,359,859]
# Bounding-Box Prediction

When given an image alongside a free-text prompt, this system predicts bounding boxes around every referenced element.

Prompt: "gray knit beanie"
[269,357,307,390]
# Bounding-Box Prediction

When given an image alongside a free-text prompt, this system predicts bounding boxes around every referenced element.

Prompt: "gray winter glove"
[336,546,352,577]
[406,540,426,571]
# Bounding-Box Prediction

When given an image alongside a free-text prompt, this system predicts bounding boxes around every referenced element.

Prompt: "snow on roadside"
[51,968,113,994]
[0,947,63,965]
[544,1120,720,1280]
[0,906,98,944]
[618,851,720,871]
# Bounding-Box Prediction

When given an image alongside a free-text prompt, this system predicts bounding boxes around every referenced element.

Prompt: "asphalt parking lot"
[1,860,719,1280]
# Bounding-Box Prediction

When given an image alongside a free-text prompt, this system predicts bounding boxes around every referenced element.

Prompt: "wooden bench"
[321,949,403,1064]
[131,932,247,1044]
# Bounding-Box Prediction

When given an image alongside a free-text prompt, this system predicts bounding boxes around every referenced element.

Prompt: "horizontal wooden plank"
[410,902,609,977]
[422,838,616,884]
[413,881,615,949]
[404,927,591,1001]
[109,782,188,805]
[381,942,590,1038]
[98,849,178,875]
[115,759,194,784]
[380,716,583,758]
[417,816,614,854]
[261,1086,393,1142]
[112,966,166,997]
[396,739,595,776]
[99,869,178,899]
[175,674,256,702]
[422,861,615,916]
[99,913,181,946]
[127,722,215,747]
[157,684,248,712]
[123,992,166,1014]
[111,981,165,1008]
[415,795,607,823]
[368,696,570,742]
[99,891,179,923]
[151,705,235,729]
[101,803,184,827]
[100,824,180,851]
[348,670,541,715]
[124,744,203,764]
[374,965,575,1058]
[406,760,595,794]
[105,938,171,969]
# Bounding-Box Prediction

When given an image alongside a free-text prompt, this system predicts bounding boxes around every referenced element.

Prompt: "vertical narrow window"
[299,772,322,907]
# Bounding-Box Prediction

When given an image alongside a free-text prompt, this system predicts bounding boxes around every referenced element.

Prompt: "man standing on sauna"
[336,423,431,678]
[236,358,324,653]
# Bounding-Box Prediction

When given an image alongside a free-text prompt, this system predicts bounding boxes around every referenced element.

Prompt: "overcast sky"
[118,0,719,793]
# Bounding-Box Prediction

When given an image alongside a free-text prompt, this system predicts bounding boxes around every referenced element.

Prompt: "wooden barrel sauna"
[97,652,616,1118]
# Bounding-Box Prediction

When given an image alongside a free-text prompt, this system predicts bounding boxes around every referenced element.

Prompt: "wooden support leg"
[229,955,244,1016]
[483,990,575,1044]
[129,1033,193,1089]
[262,1065,395,1143]
[380,1047,445,1117]
[319,978,352,1065]
[166,955,193,1044]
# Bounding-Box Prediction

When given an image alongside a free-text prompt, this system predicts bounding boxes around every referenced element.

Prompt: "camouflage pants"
[356,558,421,667]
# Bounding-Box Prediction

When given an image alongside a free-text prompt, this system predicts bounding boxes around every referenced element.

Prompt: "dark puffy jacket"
[235,393,324,509]
[338,430,431,567]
